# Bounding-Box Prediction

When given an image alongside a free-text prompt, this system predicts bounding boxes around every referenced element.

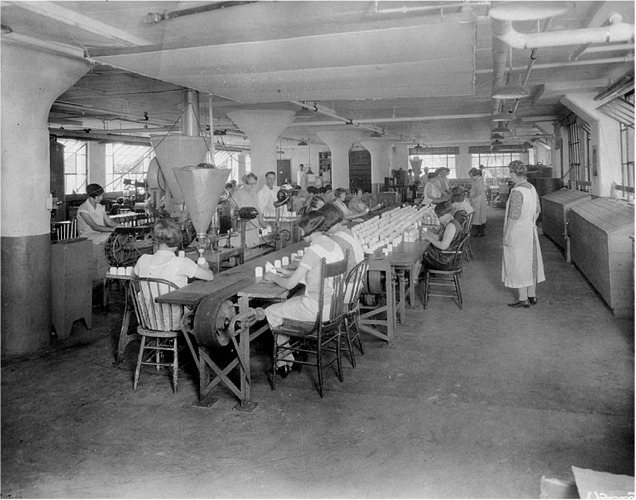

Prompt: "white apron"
[469,176,487,225]
[502,183,545,288]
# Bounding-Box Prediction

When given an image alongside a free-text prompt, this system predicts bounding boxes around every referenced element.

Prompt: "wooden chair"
[271,253,349,398]
[341,259,370,368]
[422,234,471,310]
[129,277,184,392]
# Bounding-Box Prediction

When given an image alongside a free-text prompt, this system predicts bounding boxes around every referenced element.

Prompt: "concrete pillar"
[562,93,622,197]
[359,139,394,191]
[227,110,296,188]
[1,41,91,356]
[316,130,365,190]
[88,142,107,188]
[395,143,410,175]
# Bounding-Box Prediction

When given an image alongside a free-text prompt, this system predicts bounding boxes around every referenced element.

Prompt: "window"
[469,148,523,180]
[566,117,591,192]
[213,150,243,182]
[409,146,458,179]
[105,143,154,192]
[618,92,634,200]
[59,139,88,195]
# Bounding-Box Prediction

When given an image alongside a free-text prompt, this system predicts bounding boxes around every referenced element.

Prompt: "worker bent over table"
[262,211,344,376]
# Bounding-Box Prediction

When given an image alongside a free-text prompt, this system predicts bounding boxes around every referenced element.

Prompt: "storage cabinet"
[542,189,591,249]
[569,198,634,317]
[51,238,93,339]
[349,150,371,193]
[319,151,331,184]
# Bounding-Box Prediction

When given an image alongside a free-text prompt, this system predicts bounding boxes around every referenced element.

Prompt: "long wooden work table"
[149,211,431,410]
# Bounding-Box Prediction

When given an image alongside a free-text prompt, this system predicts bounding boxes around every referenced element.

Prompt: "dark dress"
[422,219,464,271]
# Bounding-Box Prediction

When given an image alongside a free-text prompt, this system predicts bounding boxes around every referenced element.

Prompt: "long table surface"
[156,240,308,307]
[156,206,431,307]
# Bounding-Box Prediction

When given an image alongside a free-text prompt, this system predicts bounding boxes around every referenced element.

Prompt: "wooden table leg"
[396,269,406,324]
[116,284,139,363]
[409,261,422,309]
[235,296,258,412]
[103,277,109,309]
[385,268,397,342]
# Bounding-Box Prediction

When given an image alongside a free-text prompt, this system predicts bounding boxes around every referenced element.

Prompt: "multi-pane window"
[566,118,591,192]
[105,143,154,192]
[470,150,523,180]
[409,147,458,179]
[59,138,88,195]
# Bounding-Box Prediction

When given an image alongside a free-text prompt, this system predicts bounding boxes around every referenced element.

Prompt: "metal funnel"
[150,135,209,204]
[174,165,231,237]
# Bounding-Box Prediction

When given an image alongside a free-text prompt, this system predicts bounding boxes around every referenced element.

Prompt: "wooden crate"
[569,198,634,317]
[542,189,591,249]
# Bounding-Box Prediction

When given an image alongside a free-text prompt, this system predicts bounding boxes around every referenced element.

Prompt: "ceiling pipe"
[289,100,395,137]
[374,2,486,16]
[492,13,634,50]
[48,128,151,145]
[143,2,257,24]
[476,56,635,74]
[292,113,491,128]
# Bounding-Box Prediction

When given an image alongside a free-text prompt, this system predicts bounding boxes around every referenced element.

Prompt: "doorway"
[277,159,291,186]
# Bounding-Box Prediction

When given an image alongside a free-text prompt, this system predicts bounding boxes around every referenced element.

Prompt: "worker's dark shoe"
[508,300,530,309]
[276,365,291,378]
[528,296,538,305]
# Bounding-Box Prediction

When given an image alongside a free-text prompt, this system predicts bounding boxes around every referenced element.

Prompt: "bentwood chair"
[271,251,349,398]
[341,259,370,368]
[129,277,184,393]
[422,234,471,310]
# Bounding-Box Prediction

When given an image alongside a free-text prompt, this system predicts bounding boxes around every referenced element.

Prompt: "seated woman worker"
[263,211,345,377]
[420,201,465,271]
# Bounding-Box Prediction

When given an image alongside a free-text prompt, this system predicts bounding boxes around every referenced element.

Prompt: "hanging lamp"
[412,142,426,154]
[492,123,511,134]
[492,110,517,122]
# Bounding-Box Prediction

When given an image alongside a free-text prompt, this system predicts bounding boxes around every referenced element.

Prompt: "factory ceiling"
[2,1,634,148]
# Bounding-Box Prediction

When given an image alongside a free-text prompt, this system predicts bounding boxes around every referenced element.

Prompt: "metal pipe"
[476,56,634,74]
[208,95,216,157]
[182,90,200,137]
[292,113,491,127]
[493,14,634,50]
[289,100,392,136]
[374,1,489,16]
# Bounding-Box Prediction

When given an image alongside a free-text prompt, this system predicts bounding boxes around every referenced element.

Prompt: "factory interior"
[1,1,634,498]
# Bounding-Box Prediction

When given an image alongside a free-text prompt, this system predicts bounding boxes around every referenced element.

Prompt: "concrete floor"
[2,207,634,498]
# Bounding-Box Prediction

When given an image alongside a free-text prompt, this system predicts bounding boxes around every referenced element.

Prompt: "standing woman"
[421,172,447,205]
[502,161,545,308]
[468,167,487,237]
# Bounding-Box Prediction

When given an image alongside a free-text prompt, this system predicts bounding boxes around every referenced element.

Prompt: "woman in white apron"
[468,167,487,237]
[502,161,545,308]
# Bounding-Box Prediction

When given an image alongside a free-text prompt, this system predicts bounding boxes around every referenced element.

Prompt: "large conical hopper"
[150,135,209,205]
[174,165,231,237]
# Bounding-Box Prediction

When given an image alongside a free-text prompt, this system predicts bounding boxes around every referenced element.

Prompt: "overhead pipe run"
[290,100,395,138]
[492,13,635,50]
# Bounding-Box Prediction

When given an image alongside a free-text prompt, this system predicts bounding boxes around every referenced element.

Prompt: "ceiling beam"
[9,1,152,46]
